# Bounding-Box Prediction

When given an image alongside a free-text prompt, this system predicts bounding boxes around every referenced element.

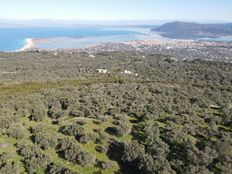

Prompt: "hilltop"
[152,22,232,39]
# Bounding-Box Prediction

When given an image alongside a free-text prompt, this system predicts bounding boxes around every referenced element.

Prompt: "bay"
[0,27,141,51]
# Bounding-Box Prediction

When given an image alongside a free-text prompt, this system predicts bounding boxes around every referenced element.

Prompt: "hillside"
[152,22,232,39]
[0,51,231,174]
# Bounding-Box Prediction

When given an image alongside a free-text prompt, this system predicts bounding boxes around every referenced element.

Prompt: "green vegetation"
[0,51,231,173]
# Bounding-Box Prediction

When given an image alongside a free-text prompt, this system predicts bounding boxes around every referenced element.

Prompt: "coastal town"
[23,38,232,62]
[81,39,232,62]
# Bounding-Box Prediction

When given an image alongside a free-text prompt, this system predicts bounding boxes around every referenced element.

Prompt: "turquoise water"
[35,32,161,50]
[0,27,140,51]
[1,27,232,51]
[198,37,232,42]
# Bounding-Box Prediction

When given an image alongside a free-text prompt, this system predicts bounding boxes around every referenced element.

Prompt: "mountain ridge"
[152,21,232,39]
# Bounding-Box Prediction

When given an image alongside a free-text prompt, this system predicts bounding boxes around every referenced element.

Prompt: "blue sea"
[1,27,232,52]
[0,27,146,51]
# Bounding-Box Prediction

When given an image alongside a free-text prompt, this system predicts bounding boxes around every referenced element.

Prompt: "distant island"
[152,22,232,39]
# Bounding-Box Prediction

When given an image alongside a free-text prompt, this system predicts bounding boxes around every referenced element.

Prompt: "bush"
[47,107,62,119]
[57,138,96,166]
[76,151,96,166]
[33,133,58,149]
[76,132,96,144]
[60,98,69,110]
[30,105,47,121]
[69,111,80,117]
[0,161,19,174]
[105,123,130,137]
[116,122,131,136]
[46,163,78,174]
[76,120,87,125]
[16,143,42,158]
[16,108,30,118]
[0,109,20,129]
[59,124,85,136]
[95,131,108,144]
[97,160,115,170]
[95,145,108,153]
[24,153,50,174]
[122,140,145,162]
[30,124,45,134]
[6,123,25,139]
[0,153,20,174]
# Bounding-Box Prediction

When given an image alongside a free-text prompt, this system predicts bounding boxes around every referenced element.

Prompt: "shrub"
[46,163,78,174]
[57,138,96,166]
[33,133,58,149]
[6,123,25,139]
[58,138,82,163]
[122,140,145,162]
[76,151,96,166]
[47,107,62,119]
[30,105,47,121]
[0,109,20,129]
[24,153,50,174]
[60,98,69,110]
[97,160,115,170]
[95,146,108,153]
[76,132,96,144]
[76,120,87,125]
[0,161,19,174]
[0,152,20,174]
[95,131,108,144]
[16,108,30,117]
[105,127,118,136]
[30,124,45,134]
[16,143,42,158]
[69,111,80,117]
[116,122,131,136]
[59,124,85,136]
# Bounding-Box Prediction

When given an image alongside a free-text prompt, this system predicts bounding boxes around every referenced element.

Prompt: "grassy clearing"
[0,75,134,97]
[0,135,25,173]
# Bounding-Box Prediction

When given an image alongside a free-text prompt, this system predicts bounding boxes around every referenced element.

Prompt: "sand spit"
[17,38,35,52]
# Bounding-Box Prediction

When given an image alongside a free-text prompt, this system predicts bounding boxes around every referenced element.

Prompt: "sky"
[0,0,232,22]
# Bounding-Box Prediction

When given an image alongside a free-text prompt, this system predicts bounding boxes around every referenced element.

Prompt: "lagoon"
[0,27,143,51]
[1,26,232,52]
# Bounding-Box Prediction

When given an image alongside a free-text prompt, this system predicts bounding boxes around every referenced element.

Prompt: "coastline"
[17,38,35,52]
[16,33,160,51]
[15,35,232,53]
[2,36,232,63]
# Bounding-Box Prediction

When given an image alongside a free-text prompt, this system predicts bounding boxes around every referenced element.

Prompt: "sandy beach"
[17,38,35,51]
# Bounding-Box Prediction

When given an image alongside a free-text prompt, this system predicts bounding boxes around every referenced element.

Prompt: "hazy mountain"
[152,21,232,39]
[0,19,167,28]
[1,19,231,29]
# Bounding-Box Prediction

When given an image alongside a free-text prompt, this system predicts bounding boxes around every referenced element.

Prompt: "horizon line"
[0,18,231,22]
